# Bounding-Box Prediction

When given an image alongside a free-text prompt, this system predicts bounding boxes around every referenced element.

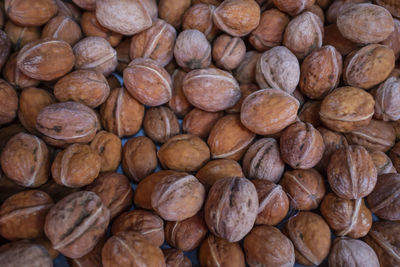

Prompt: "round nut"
[182,108,223,139]
[80,12,122,47]
[159,0,191,28]
[143,106,180,144]
[323,24,358,56]
[212,34,246,70]
[5,0,58,26]
[375,77,400,121]
[182,4,219,41]
[2,53,40,89]
[0,79,18,126]
[199,235,245,267]
[42,15,82,46]
[90,131,122,173]
[4,21,40,51]
[0,241,52,267]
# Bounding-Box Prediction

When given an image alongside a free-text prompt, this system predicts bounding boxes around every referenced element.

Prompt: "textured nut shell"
[123,58,172,106]
[323,24,358,56]
[329,237,379,267]
[100,87,144,138]
[319,87,375,133]
[44,191,110,259]
[90,131,122,173]
[375,77,400,121]
[0,133,49,187]
[242,138,284,183]
[369,150,396,175]
[244,225,295,267]
[273,0,315,16]
[86,172,133,220]
[17,38,75,81]
[241,88,300,135]
[284,212,331,266]
[226,83,259,114]
[159,0,191,28]
[4,21,40,51]
[337,3,395,44]
[343,44,395,89]
[168,69,192,118]
[122,136,157,182]
[0,79,18,125]
[256,46,300,94]
[36,101,99,144]
[72,0,95,10]
[208,115,255,161]
[212,34,246,70]
[182,4,219,41]
[42,15,82,46]
[390,141,400,172]
[165,213,208,251]
[143,106,180,144]
[321,193,372,238]
[376,0,400,18]
[163,249,192,267]
[0,241,52,267]
[183,68,240,112]
[298,101,322,128]
[68,236,105,267]
[54,70,110,108]
[56,0,82,21]
[182,108,223,139]
[233,51,261,84]
[80,12,122,47]
[101,231,165,267]
[213,0,260,37]
[3,53,40,89]
[5,0,58,26]
[111,210,164,247]
[151,172,205,221]
[382,18,400,60]
[130,19,176,67]
[367,173,400,221]
[95,0,156,35]
[252,179,289,226]
[328,145,377,199]
[0,190,53,240]
[115,38,131,73]
[204,177,259,242]
[199,235,245,267]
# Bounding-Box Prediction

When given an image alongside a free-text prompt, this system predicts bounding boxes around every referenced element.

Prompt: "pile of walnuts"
[0,0,399,266]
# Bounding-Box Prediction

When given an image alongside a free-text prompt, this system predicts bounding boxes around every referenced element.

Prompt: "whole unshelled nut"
[0,133,50,187]
[168,69,192,118]
[0,79,18,126]
[44,191,110,259]
[182,4,219,41]
[182,108,223,139]
[163,249,192,267]
[0,241,52,267]
[0,30,10,71]
[226,84,259,114]
[369,150,396,175]
[143,106,180,144]
[67,236,105,267]
[159,0,191,28]
[2,52,40,90]
[323,24,358,56]
[212,34,245,71]
[80,12,122,47]
[90,131,122,173]
[42,15,82,46]
[4,21,40,51]
[375,77,400,121]
[234,51,261,84]
[5,0,58,26]
[390,141,400,172]
[382,18,400,60]
[199,235,245,267]
[375,0,400,18]
[273,0,316,16]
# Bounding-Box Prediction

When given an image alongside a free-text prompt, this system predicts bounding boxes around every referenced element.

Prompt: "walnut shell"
[5,0,58,26]
[0,241,52,267]
[199,235,245,267]
[212,34,245,71]
[163,249,192,267]
[90,131,121,173]
[80,12,122,47]
[4,21,40,51]
[298,101,322,128]
[67,236,105,267]
[316,127,348,171]
[72,0,95,10]
[42,15,82,46]
[369,150,396,175]
[375,0,400,18]
[323,24,358,56]
[168,69,192,118]
[182,4,219,41]
[382,18,400,60]
[2,52,40,89]
[159,0,191,28]
[375,77,400,121]
[0,79,18,126]
[233,51,261,84]
[0,30,10,71]
[389,141,400,172]
[273,0,316,16]
[182,108,223,139]
[143,106,180,144]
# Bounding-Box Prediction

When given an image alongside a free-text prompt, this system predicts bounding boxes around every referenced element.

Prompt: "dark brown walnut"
[199,235,245,267]
[233,51,261,84]
[54,69,110,108]
[241,88,300,135]
[101,231,165,267]
[163,249,192,267]
[51,144,101,188]
[165,213,208,251]
[280,122,325,169]
[111,209,164,247]
[80,12,122,47]
[0,79,18,126]
[213,0,260,37]
[205,177,258,242]
[134,170,180,210]
[42,15,82,46]
[273,0,315,16]
[100,87,144,138]
[86,172,133,220]
[72,0,95,10]
[244,225,295,267]
[390,141,400,172]
[115,38,131,74]
[329,237,380,267]
[0,30,10,70]
[283,11,323,59]
[18,87,55,134]
[55,0,82,21]
[182,4,219,41]
[369,150,396,175]
[298,101,322,128]
[208,115,255,161]
[212,34,245,71]
[143,106,180,144]
[2,52,40,89]
[37,180,80,203]
[151,172,205,221]
[300,45,342,99]
[375,77,400,121]
[226,83,259,114]
[36,101,100,145]
[367,173,400,221]
[182,108,223,139]
[0,133,49,187]
[0,190,53,240]
[95,0,157,36]
[323,24,358,56]
[242,138,284,183]
[252,179,289,226]
[68,236,105,267]
[321,193,372,238]
[5,0,58,26]
[90,131,121,173]
[73,36,117,76]
[123,58,172,106]
[249,8,290,51]
[130,19,176,67]
[382,18,400,60]
[158,134,210,172]
[280,169,325,211]
[168,69,192,118]
[337,3,395,44]
[4,21,40,50]
[0,241,53,267]
[17,38,75,81]
[343,44,395,90]
[44,191,110,258]
[345,119,396,152]
[319,87,375,133]
[158,0,191,28]
[173,29,211,71]
[122,136,157,182]
[196,159,244,191]
[283,212,331,266]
